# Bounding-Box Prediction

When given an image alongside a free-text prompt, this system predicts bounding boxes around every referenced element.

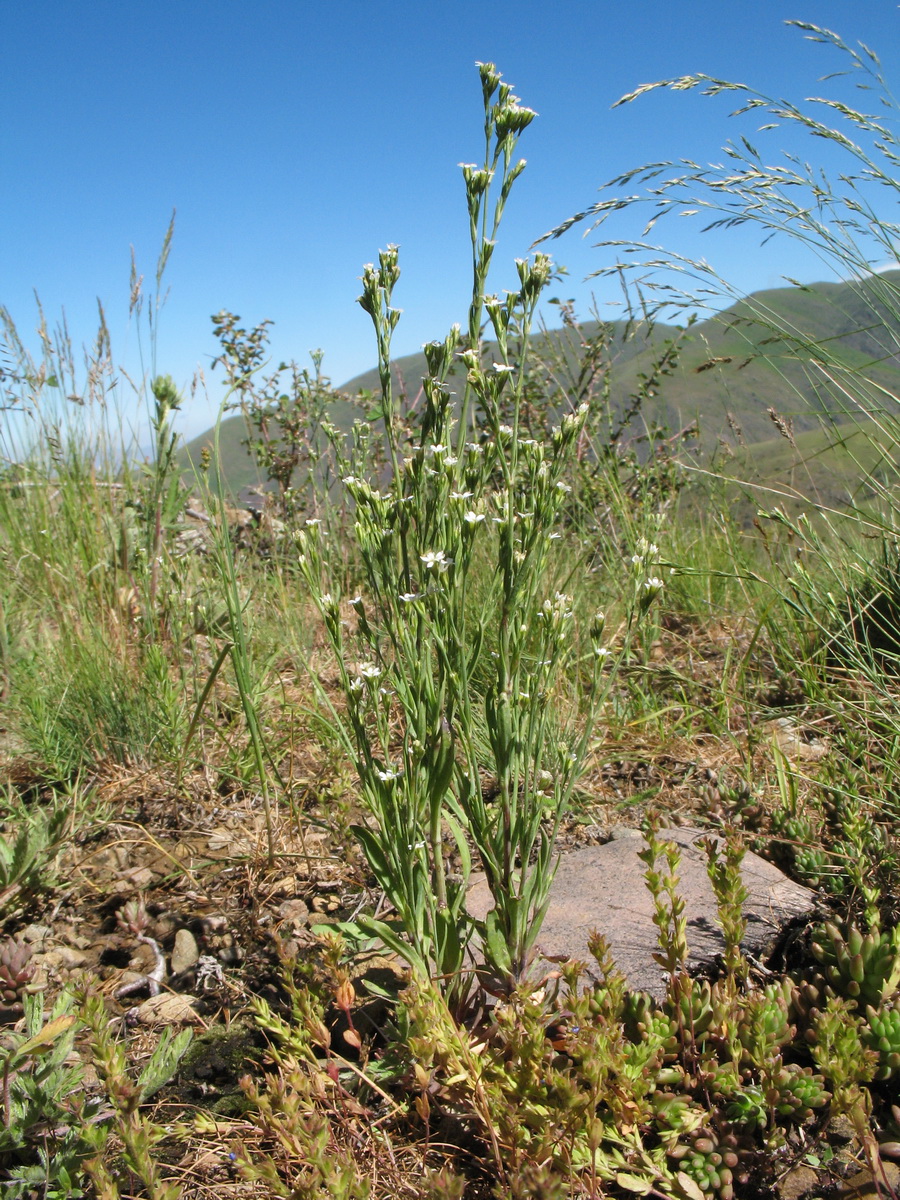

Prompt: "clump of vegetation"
[211,314,349,524]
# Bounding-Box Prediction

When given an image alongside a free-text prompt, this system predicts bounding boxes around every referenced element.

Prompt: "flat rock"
[134,992,201,1025]
[19,924,52,946]
[467,826,818,998]
[839,1162,900,1198]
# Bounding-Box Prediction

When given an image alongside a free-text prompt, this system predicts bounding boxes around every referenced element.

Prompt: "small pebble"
[170,929,200,975]
[277,899,310,927]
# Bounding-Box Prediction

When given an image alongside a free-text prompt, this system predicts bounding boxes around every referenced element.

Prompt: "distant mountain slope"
[600,271,900,451]
[179,272,900,500]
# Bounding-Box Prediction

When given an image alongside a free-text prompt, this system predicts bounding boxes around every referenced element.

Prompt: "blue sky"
[3,1,899,441]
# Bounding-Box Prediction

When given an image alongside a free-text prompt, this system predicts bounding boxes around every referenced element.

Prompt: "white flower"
[492,363,515,373]
[648,543,659,556]
[320,592,335,608]
[348,595,363,608]
[305,517,321,527]
[631,554,642,566]
[595,646,612,660]
[399,591,419,603]
[464,511,485,525]
[498,424,514,435]
[427,444,449,456]
[548,532,562,541]
[357,662,382,679]
[450,490,474,501]
[645,576,664,590]
[555,482,572,494]
[420,549,452,572]
[376,767,402,782]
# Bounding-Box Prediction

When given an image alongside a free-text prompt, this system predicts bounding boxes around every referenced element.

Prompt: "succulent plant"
[116,895,150,937]
[652,1090,707,1136]
[772,810,829,887]
[789,973,828,1028]
[863,1001,900,1080]
[738,984,795,1067]
[811,919,900,1008]
[809,995,878,1112]
[769,1063,829,1120]
[795,845,840,892]
[725,1085,768,1131]
[668,1128,739,1200]
[697,1052,741,1099]
[0,937,35,1019]
[623,991,679,1059]
[665,974,716,1050]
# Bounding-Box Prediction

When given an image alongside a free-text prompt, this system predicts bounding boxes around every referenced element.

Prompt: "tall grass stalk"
[202,414,286,867]
[0,222,201,778]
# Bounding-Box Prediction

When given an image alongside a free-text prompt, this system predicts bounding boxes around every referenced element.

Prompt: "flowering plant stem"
[300,63,655,1000]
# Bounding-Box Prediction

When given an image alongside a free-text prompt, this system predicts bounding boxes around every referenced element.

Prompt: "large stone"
[466,826,818,998]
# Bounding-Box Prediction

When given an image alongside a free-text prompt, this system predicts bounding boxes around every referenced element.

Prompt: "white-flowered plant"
[298,63,655,1003]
